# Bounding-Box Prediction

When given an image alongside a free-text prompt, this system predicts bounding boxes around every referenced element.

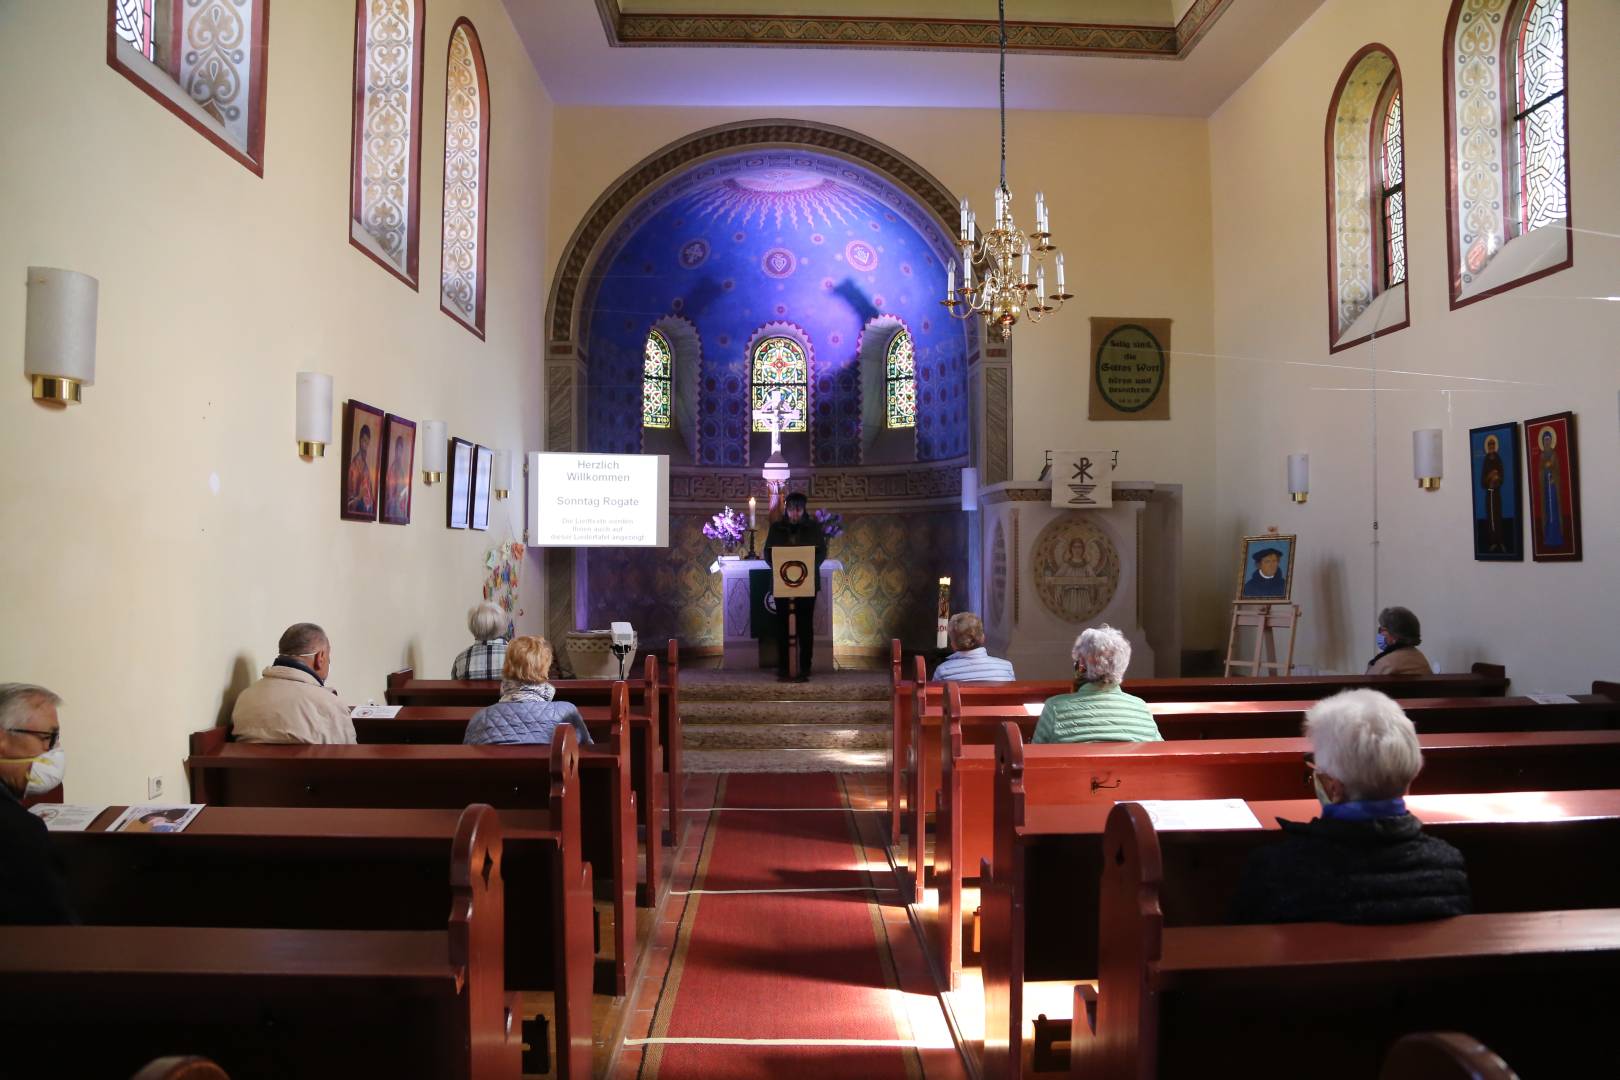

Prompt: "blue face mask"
[1375,631,1389,652]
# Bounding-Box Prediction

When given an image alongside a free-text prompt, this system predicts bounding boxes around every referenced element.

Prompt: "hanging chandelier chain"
[999,0,1007,191]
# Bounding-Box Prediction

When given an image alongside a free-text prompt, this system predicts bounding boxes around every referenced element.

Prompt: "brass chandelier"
[942,0,1070,340]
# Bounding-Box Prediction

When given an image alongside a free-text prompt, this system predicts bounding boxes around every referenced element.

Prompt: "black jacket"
[0,786,76,925]
[762,517,827,573]
[1229,813,1471,925]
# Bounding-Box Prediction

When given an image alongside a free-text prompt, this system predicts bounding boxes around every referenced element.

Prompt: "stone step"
[683,747,889,774]
[684,723,890,752]
[680,673,890,703]
[680,699,888,726]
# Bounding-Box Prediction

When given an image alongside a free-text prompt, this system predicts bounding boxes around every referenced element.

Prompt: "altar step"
[680,699,888,726]
[675,669,893,772]
[685,722,888,752]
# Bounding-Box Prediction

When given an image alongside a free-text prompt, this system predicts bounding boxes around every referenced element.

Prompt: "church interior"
[2,0,1617,1077]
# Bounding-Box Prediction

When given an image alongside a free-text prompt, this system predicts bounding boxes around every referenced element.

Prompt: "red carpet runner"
[636,773,921,1080]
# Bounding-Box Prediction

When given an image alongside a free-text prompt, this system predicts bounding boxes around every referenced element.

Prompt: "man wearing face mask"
[1366,606,1433,676]
[230,623,356,744]
[0,683,75,924]
[1229,689,1470,925]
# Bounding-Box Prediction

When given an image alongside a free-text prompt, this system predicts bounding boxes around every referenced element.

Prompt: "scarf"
[1320,797,1408,823]
[498,680,556,704]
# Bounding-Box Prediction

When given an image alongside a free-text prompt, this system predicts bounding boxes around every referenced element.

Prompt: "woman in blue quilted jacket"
[463,635,593,747]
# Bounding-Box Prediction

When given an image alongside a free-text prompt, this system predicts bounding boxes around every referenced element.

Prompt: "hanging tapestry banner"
[1088,317,1171,421]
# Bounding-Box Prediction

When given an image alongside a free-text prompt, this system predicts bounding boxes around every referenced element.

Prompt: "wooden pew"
[0,804,521,1080]
[58,732,591,1079]
[387,638,684,844]
[356,691,664,906]
[1061,803,1620,1080]
[909,680,1616,905]
[133,1058,231,1080]
[1379,1033,1520,1080]
[979,722,1620,1080]
[895,662,1515,887]
[889,641,922,843]
[186,684,638,996]
[936,703,1620,993]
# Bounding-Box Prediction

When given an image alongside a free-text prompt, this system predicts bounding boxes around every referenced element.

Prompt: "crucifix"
[751,388,803,457]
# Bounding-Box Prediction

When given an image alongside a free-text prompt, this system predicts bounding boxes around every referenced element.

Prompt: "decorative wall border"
[666,460,966,511]
[592,0,1234,58]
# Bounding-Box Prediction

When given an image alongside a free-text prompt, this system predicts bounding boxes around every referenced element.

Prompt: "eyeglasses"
[1303,752,1317,788]
[13,728,60,750]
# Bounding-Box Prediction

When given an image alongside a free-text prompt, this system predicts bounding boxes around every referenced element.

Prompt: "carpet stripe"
[671,885,898,896]
[629,1038,920,1047]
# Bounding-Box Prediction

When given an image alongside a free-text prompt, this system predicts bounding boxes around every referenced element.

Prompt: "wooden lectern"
[771,546,817,679]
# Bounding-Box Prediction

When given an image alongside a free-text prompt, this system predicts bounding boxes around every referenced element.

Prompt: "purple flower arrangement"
[813,508,844,539]
[702,506,748,547]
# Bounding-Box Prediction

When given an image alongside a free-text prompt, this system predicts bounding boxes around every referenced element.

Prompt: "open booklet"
[108,803,206,833]
[1122,799,1263,831]
[351,704,403,718]
[29,804,109,832]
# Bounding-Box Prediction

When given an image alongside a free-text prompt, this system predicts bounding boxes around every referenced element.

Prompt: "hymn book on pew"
[1124,799,1263,831]
[108,803,205,833]
[351,704,403,718]
[29,804,108,832]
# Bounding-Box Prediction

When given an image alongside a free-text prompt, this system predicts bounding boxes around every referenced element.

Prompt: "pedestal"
[714,558,842,671]
[978,481,1181,679]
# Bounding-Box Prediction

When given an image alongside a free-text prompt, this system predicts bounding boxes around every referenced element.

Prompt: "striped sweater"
[1031,681,1162,744]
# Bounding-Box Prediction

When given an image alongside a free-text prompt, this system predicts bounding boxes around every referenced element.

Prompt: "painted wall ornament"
[1032,518,1120,624]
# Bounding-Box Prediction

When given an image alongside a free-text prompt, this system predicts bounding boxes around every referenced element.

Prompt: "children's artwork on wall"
[471,444,493,531]
[1468,422,1522,561]
[1234,534,1295,603]
[1523,411,1581,561]
[380,414,416,525]
[340,400,385,522]
[448,437,473,529]
[484,542,525,639]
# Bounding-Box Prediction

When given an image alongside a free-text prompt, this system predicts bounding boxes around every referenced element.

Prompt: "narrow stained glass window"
[1513,0,1567,235]
[1380,90,1406,287]
[351,0,425,284]
[751,337,808,433]
[440,20,489,335]
[643,329,672,429]
[885,328,916,429]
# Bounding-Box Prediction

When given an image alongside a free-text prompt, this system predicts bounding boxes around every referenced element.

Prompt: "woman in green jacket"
[1032,624,1162,744]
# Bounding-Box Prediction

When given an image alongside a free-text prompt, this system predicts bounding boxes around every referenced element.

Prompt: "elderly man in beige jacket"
[231,622,356,744]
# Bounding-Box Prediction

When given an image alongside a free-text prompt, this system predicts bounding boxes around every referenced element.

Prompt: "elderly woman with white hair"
[1230,689,1470,924]
[1031,625,1161,744]
[452,601,510,680]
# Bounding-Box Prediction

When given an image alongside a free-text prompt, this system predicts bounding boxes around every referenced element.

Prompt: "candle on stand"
[937,576,952,649]
[749,496,756,528]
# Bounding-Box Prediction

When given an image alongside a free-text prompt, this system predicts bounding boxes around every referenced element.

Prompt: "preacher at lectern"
[763,492,827,682]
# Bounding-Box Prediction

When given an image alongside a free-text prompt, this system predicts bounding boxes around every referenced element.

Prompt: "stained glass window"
[1380,90,1406,288]
[1513,0,1567,234]
[113,0,156,60]
[441,20,489,334]
[885,328,917,429]
[643,330,672,429]
[751,337,808,434]
[351,0,425,284]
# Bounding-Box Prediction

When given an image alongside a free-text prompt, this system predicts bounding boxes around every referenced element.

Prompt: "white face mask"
[3,743,64,797]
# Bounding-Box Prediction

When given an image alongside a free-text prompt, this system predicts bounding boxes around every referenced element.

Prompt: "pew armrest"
[1068,984,1098,1079]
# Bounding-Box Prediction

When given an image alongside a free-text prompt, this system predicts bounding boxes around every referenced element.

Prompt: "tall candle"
[1056,252,1066,293]
[749,496,756,527]
[1021,242,1031,281]
[947,259,956,297]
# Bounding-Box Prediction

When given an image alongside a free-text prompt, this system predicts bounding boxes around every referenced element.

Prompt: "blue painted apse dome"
[583,151,971,466]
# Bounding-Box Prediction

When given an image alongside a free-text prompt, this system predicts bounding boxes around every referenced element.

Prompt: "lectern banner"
[1051,450,1115,509]
[1089,317,1171,421]
[771,546,817,598]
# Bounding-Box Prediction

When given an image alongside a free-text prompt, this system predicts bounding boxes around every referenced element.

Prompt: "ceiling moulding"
[595,0,1233,59]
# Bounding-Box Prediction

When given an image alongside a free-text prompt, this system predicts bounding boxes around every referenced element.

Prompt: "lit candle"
[749,496,756,528]
[1056,252,1065,293]
[947,259,956,297]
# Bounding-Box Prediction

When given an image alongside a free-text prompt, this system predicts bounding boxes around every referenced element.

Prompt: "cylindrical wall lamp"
[24,266,98,404]
[1288,453,1309,504]
[295,372,332,458]
[961,466,979,511]
[421,420,447,484]
[491,448,512,499]
[1413,429,1443,491]
[937,576,952,650]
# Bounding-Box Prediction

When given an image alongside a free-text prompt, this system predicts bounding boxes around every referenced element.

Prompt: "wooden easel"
[1224,603,1301,677]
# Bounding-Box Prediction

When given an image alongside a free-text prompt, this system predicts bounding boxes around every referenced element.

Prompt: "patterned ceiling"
[597,0,1232,57]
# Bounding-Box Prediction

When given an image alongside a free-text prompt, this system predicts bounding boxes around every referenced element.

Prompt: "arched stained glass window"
[643,329,672,429]
[885,328,916,429]
[107,0,270,173]
[440,19,490,335]
[751,337,808,434]
[350,0,426,287]
[1379,90,1406,288]
[1512,0,1567,236]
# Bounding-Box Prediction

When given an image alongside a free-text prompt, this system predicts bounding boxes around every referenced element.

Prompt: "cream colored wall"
[0,2,554,803]
[1210,0,1619,687]
[547,105,1225,648]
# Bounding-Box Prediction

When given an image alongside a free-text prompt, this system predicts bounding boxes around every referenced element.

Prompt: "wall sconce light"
[421,420,447,484]
[1288,453,1309,504]
[24,266,98,404]
[937,576,952,650]
[295,372,332,458]
[491,448,511,499]
[1413,429,1443,491]
[961,466,979,511]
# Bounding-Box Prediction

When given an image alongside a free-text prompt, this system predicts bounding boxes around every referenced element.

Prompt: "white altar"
[978,481,1181,679]
[714,559,842,671]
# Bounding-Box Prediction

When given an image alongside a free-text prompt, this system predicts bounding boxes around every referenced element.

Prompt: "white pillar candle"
[749,496,757,527]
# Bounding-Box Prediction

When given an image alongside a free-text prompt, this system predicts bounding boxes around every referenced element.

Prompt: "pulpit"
[714,558,842,671]
[978,481,1181,679]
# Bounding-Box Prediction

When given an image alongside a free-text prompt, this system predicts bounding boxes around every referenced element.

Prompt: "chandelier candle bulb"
[959,197,968,239]
[947,260,955,297]
[1056,253,1066,294]
[968,212,976,243]
[1021,242,1031,281]
[963,250,973,290]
